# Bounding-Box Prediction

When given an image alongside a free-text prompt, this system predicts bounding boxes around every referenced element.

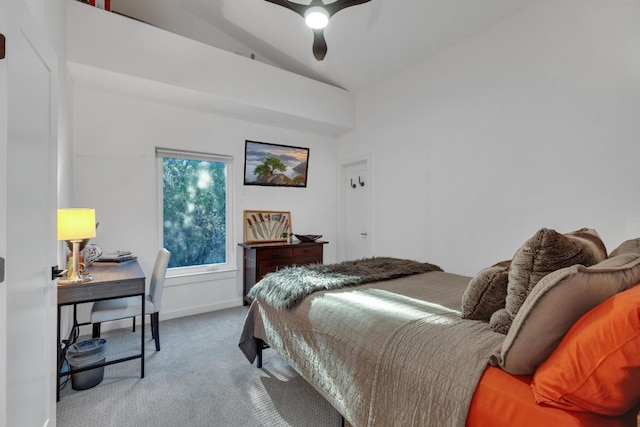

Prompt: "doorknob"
[360,232,368,237]
[0,257,4,283]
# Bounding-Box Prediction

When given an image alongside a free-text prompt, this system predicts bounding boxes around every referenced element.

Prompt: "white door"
[0,0,8,423]
[343,160,370,261]
[5,1,58,426]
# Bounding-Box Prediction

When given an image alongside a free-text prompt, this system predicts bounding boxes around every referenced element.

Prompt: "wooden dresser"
[238,240,328,305]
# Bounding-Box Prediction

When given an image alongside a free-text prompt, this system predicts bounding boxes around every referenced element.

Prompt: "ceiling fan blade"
[312,29,328,61]
[324,0,371,17]
[264,0,307,18]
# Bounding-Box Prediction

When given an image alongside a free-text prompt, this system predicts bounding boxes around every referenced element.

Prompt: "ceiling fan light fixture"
[304,7,329,29]
[264,0,371,60]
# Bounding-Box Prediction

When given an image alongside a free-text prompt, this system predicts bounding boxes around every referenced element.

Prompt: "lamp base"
[59,239,93,285]
[58,274,93,285]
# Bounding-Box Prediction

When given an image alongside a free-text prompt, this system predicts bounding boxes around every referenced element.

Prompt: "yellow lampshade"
[57,208,96,241]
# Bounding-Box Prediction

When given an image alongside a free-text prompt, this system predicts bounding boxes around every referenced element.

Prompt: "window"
[156,148,233,272]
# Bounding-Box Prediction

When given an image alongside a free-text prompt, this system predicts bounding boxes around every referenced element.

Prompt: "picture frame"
[243,210,292,243]
[244,140,310,187]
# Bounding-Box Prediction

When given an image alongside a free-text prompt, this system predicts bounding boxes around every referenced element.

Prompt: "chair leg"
[151,312,160,351]
[151,315,157,340]
[92,323,101,338]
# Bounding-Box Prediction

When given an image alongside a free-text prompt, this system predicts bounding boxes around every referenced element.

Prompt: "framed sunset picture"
[244,140,310,187]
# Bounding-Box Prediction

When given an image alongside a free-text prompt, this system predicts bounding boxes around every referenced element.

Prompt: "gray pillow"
[461,260,510,321]
[489,227,607,334]
[490,253,640,375]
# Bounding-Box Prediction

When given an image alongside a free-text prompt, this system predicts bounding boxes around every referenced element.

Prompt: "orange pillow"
[531,283,640,415]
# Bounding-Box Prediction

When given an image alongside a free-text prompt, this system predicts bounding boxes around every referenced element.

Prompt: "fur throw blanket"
[248,257,443,309]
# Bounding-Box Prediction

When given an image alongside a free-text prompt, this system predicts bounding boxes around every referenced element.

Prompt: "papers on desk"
[95,251,137,263]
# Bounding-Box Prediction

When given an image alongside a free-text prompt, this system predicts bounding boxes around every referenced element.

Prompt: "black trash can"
[66,338,108,390]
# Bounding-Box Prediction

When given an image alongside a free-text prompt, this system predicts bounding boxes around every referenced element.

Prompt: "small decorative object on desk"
[294,234,322,242]
[82,244,103,267]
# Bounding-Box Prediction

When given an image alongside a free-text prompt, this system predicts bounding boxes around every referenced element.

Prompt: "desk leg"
[73,304,78,341]
[141,294,145,378]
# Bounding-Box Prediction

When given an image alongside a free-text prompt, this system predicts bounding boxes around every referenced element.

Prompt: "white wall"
[67,0,640,322]
[67,1,343,323]
[66,1,354,136]
[71,87,339,320]
[338,0,640,276]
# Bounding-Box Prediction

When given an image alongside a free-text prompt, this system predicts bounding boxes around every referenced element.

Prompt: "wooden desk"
[57,260,146,401]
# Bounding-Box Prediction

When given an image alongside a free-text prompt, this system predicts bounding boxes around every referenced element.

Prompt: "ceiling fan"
[264,0,371,61]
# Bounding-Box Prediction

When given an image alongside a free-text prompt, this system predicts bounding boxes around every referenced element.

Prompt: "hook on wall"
[358,176,365,186]
[350,179,357,189]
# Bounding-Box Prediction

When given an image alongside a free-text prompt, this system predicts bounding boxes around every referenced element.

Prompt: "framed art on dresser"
[243,210,292,243]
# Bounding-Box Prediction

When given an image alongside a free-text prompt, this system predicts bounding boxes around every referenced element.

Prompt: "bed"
[239,231,640,427]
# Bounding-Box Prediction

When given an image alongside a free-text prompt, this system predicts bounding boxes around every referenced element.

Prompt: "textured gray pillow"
[489,227,607,334]
[461,260,511,321]
[490,253,640,375]
[609,238,640,257]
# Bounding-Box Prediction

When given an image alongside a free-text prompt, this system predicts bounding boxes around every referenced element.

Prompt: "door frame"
[337,154,372,262]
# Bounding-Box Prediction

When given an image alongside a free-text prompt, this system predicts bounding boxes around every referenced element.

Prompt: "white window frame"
[156,147,235,278]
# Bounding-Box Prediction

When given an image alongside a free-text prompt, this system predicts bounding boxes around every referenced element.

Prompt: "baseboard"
[77,298,244,336]
[161,299,242,321]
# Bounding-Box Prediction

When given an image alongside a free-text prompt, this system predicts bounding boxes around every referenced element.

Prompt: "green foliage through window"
[162,156,227,268]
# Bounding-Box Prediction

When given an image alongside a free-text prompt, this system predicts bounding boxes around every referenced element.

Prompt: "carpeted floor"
[56,306,342,427]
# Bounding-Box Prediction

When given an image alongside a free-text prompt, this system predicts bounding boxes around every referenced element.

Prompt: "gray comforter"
[239,271,505,427]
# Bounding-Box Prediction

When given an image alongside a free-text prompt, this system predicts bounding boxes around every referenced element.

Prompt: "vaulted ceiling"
[109,0,542,93]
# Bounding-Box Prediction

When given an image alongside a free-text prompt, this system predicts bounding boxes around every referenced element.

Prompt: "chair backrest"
[149,248,171,312]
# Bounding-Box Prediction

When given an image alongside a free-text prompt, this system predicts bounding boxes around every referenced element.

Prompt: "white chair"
[91,248,171,351]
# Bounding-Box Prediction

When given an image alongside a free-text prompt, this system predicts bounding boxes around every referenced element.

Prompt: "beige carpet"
[57,306,341,427]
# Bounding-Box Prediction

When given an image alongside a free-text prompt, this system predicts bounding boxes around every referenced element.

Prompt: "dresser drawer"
[293,245,323,259]
[258,259,291,276]
[257,247,294,261]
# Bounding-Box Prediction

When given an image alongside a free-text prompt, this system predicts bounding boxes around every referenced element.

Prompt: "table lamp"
[57,208,96,284]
